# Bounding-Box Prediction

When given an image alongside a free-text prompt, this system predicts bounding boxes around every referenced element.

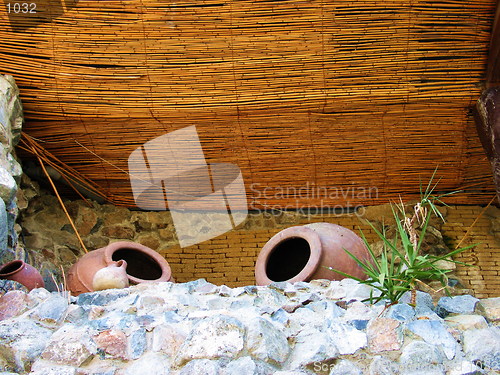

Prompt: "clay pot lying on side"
[255,222,370,286]
[67,241,173,295]
[0,260,45,291]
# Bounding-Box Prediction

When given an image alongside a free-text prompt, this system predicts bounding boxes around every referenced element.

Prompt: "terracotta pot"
[67,241,173,295]
[255,222,370,285]
[0,260,45,291]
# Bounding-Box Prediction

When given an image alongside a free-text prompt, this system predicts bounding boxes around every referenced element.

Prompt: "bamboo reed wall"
[0,0,497,209]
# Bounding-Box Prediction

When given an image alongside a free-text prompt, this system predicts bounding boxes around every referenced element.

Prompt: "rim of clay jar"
[0,260,25,277]
[103,241,172,284]
[255,226,322,285]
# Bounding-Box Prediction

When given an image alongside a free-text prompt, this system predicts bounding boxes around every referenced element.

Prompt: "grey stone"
[77,289,130,306]
[128,328,147,360]
[475,297,500,323]
[230,297,254,310]
[64,304,87,324]
[349,320,369,330]
[180,359,222,375]
[286,329,338,369]
[0,198,7,252]
[385,303,415,322]
[152,324,187,357]
[0,319,52,373]
[343,301,379,322]
[246,317,290,366]
[271,308,290,325]
[221,356,274,375]
[329,359,363,375]
[399,341,445,374]
[400,291,435,315]
[30,294,69,325]
[444,315,489,331]
[29,363,78,375]
[447,360,484,375]
[436,295,480,318]
[254,289,288,312]
[176,315,245,365]
[41,325,96,366]
[369,356,400,375]
[244,285,258,295]
[164,310,182,323]
[0,166,16,205]
[406,320,458,360]
[124,352,170,375]
[328,321,367,355]
[269,281,288,293]
[288,307,325,332]
[463,327,500,371]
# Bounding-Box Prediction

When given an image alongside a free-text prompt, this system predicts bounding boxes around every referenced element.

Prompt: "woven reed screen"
[0,0,497,209]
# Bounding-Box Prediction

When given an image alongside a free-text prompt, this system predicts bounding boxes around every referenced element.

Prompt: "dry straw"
[1,0,497,208]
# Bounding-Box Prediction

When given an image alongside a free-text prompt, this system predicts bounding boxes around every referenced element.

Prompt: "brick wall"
[441,206,500,299]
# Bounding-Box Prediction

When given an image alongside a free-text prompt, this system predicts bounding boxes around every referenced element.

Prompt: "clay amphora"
[67,241,173,295]
[0,260,45,291]
[255,222,370,285]
[92,259,129,291]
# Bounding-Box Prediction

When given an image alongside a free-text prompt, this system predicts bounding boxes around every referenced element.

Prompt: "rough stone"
[179,359,221,375]
[246,317,290,365]
[463,327,500,371]
[94,329,128,360]
[128,328,147,360]
[101,225,134,239]
[286,329,338,369]
[400,291,434,315]
[328,321,367,355]
[221,356,274,375]
[77,289,129,306]
[0,166,16,205]
[0,198,7,252]
[406,320,458,360]
[399,341,445,375]
[30,294,69,326]
[41,325,96,366]
[444,315,489,331]
[385,303,415,322]
[176,315,245,365]
[447,360,484,375]
[0,319,52,373]
[435,295,479,318]
[329,359,363,375]
[475,297,500,323]
[152,324,187,357]
[123,352,170,375]
[0,290,29,320]
[367,318,402,353]
[29,362,78,375]
[369,356,400,375]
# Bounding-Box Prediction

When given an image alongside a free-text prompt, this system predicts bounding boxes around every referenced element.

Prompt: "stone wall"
[0,75,25,287]
[17,182,500,297]
[0,280,498,374]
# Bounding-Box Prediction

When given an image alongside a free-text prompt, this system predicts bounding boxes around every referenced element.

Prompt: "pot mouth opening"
[111,248,162,280]
[266,237,311,282]
[0,260,23,276]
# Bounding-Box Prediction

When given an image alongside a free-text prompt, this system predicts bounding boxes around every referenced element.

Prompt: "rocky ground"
[0,279,498,375]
